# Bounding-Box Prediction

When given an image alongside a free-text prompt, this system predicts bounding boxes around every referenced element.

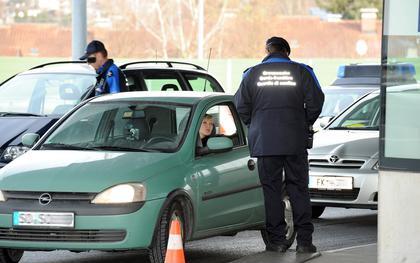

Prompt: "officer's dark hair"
[265,36,291,56]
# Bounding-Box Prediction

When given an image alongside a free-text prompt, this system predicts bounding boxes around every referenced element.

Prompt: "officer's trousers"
[257,154,314,246]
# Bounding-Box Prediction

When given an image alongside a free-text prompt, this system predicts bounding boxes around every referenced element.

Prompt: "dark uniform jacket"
[95,59,128,96]
[234,53,324,157]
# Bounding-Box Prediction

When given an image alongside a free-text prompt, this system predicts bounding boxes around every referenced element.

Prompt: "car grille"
[309,159,365,169]
[309,188,360,201]
[3,191,96,201]
[0,228,126,243]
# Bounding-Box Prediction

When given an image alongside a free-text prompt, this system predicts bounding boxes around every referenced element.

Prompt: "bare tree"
[136,0,228,58]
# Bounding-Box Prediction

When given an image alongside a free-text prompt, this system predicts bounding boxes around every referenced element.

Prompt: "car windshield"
[320,87,376,118]
[0,73,96,116]
[41,101,192,152]
[328,93,380,130]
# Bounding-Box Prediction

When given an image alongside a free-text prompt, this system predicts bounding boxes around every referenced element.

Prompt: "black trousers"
[257,154,314,246]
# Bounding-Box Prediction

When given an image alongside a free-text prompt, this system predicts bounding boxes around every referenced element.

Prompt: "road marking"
[325,243,376,253]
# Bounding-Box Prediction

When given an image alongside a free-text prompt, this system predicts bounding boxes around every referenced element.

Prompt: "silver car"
[308,90,380,218]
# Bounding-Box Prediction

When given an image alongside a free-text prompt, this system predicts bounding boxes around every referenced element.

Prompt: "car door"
[193,102,261,231]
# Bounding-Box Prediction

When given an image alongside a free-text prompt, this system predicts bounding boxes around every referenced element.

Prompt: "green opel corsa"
[0,92,294,263]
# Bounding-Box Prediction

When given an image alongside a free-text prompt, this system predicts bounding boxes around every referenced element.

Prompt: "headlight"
[91,183,146,204]
[1,146,30,162]
[0,191,5,202]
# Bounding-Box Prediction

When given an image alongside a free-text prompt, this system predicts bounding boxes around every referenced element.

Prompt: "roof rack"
[29,61,86,70]
[120,61,205,71]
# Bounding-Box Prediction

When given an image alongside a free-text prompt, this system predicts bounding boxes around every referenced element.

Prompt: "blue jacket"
[95,59,126,95]
[234,53,324,157]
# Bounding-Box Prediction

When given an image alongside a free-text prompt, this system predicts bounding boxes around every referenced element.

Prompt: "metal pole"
[197,0,204,59]
[72,0,87,60]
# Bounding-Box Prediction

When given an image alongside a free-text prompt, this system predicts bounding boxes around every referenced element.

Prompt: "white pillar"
[226,59,232,93]
[197,0,204,59]
[378,171,420,263]
[72,0,87,60]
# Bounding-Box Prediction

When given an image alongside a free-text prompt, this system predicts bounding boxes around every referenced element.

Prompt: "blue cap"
[79,40,107,60]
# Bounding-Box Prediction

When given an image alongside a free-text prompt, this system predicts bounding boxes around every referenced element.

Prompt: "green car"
[0,92,293,263]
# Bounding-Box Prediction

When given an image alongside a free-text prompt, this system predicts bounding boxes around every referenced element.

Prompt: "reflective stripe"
[167,234,183,250]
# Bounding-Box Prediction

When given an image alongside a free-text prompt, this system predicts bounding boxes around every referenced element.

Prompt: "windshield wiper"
[90,146,155,152]
[329,126,379,130]
[328,127,349,130]
[41,143,96,151]
[0,112,45,117]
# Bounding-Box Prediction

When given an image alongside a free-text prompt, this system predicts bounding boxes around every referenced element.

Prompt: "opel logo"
[39,193,52,206]
[329,155,340,163]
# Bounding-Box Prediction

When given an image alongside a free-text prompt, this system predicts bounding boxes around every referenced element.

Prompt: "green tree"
[316,0,382,19]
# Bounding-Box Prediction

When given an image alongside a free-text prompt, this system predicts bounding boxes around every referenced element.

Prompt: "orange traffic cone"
[164,218,185,263]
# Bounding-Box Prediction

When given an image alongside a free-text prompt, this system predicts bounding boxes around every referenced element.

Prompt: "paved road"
[20,207,377,263]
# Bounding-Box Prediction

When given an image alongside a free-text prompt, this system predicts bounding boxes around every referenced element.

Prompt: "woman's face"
[200,117,214,138]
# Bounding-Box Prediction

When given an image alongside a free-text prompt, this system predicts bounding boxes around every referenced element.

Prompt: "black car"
[0,61,224,168]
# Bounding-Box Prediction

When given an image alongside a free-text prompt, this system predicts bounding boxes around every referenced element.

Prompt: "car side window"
[196,103,245,155]
[142,72,183,91]
[183,73,221,92]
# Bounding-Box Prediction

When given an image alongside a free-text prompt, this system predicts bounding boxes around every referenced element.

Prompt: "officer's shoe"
[296,244,317,253]
[266,243,289,252]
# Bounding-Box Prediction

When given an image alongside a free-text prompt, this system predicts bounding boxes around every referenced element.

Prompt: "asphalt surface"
[20,207,377,263]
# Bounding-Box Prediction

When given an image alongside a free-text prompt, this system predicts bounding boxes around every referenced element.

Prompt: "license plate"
[13,211,74,228]
[309,176,353,190]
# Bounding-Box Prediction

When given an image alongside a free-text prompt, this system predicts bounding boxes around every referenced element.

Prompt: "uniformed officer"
[79,40,127,96]
[234,36,324,253]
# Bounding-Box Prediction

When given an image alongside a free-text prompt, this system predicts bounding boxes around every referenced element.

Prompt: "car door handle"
[247,159,256,171]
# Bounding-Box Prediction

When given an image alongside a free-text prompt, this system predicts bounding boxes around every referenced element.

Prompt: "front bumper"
[309,168,378,209]
[0,198,165,251]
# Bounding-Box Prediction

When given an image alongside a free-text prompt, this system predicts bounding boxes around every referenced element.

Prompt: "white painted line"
[325,243,376,253]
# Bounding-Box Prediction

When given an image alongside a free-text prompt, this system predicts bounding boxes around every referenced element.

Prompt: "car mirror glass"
[207,137,233,153]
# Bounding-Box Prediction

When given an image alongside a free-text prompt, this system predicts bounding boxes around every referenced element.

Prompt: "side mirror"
[22,133,40,147]
[207,137,233,153]
[319,116,334,128]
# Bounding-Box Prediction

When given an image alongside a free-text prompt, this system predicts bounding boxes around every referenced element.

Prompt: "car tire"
[149,201,185,263]
[311,206,326,219]
[0,249,24,263]
[260,196,296,249]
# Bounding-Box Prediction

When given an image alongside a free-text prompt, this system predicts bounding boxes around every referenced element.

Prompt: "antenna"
[203,48,212,92]
[206,48,212,71]
[155,49,158,62]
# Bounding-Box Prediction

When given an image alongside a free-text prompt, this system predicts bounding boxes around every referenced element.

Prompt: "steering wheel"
[144,136,175,146]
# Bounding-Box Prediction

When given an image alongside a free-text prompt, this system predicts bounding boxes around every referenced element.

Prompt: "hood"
[0,150,180,192]
[0,117,58,148]
[309,130,379,158]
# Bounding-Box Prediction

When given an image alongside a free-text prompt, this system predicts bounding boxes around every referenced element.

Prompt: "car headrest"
[161,84,179,91]
[59,83,81,100]
[126,76,135,86]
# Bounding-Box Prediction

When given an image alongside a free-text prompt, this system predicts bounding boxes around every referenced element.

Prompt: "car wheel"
[0,249,24,263]
[261,196,296,249]
[149,201,185,263]
[312,206,326,219]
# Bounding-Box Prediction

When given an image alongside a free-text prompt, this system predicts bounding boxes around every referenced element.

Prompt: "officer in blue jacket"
[80,40,127,96]
[234,37,324,253]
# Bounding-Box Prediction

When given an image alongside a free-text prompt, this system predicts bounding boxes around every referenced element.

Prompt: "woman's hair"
[203,114,213,120]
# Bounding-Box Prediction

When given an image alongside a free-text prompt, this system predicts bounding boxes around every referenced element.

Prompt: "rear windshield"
[0,73,95,116]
